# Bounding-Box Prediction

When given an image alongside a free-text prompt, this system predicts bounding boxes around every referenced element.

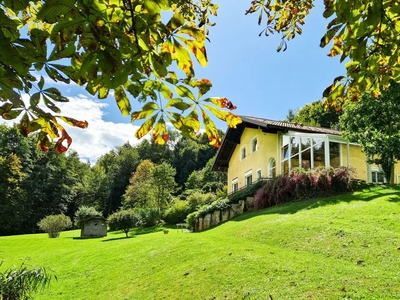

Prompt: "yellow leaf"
[135,114,158,139]
[114,86,131,116]
[131,102,160,121]
[152,117,168,145]
[203,104,242,128]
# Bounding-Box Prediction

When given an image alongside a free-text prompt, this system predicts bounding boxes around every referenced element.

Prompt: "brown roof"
[211,115,342,172]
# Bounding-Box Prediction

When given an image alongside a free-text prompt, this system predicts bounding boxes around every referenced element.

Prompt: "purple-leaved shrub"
[253,166,355,209]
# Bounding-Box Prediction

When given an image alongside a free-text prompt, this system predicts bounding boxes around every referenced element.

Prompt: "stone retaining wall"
[194,197,255,231]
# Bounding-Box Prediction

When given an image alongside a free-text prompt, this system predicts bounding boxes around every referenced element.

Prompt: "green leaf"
[37,0,76,23]
[176,85,196,101]
[38,76,45,90]
[165,98,192,111]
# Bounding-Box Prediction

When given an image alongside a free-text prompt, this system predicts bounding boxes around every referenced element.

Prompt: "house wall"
[226,127,396,193]
[227,128,278,194]
[342,144,368,181]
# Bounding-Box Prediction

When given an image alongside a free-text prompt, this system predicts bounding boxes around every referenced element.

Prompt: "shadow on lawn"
[231,185,400,223]
[102,226,169,242]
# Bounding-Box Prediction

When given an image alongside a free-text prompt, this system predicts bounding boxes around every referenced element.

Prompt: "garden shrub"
[107,209,140,237]
[186,192,216,211]
[185,212,198,230]
[197,198,230,218]
[253,167,355,210]
[163,200,191,224]
[74,206,102,229]
[133,208,163,227]
[37,214,72,238]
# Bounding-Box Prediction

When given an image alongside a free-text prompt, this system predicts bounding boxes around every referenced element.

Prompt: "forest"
[0,125,226,236]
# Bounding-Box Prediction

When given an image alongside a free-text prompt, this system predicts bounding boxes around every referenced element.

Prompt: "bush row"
[185,198,231,230]
[253,166,355,209]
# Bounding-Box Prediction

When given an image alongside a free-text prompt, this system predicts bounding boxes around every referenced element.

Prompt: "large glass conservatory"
[280,132,351,175]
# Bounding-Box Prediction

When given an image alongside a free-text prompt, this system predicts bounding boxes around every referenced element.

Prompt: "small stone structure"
[81,217,107,238]
[194,197,254,232]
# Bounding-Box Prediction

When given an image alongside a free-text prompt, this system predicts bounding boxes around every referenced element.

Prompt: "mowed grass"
[1,186,400,300]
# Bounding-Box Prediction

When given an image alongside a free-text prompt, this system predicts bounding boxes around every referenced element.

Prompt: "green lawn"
[1,186,400,299]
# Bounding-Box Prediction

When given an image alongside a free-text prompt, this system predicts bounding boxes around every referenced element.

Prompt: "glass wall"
[281,134,345,174]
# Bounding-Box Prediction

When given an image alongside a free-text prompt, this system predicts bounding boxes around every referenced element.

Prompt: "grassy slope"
[1,186,399,300]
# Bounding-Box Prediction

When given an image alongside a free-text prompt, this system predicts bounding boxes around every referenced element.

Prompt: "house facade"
[212,116,397,194]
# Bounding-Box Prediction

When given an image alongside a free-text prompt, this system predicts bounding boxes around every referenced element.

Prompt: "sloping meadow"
[1,186,399,299]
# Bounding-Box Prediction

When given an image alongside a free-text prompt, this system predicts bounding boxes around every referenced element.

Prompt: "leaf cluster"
[0,0,241,152]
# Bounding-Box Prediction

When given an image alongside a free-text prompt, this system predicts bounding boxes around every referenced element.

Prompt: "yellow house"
[212,116,395,194]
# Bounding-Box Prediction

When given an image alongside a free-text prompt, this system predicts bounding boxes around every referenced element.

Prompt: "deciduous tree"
[286,100,342,129]
[340,82,400,184]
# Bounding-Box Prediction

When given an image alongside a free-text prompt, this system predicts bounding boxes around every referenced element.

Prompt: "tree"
[107,209,140,237]
[340,82,400,184]
[2,1,399,151]
[96,143,140,215]
[151,162,177,211]
[123,159,156,209]
[0,153,27,235]
[285,100,342,129]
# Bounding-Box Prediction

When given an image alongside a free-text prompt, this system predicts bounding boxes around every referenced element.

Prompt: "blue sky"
[6,2,346,163]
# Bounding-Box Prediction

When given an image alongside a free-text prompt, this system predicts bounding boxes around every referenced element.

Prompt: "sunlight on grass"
[1,186,399,299]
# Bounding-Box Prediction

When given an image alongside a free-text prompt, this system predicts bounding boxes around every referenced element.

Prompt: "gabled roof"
[211,115,342,172]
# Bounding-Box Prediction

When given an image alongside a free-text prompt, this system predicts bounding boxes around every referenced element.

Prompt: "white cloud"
[58,96,145,164]
[2,94,146,164]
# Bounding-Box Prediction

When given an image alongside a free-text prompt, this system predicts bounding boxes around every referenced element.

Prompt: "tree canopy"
[1,0,399,151]
[286,100,342,129]
[340,82,400,184]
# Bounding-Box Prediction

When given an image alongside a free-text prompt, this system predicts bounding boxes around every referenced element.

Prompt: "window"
[252,137,258,153]
[257,169,262,180]
[329,142,340,168]
[268,158,276,178]
[245,170,252,187]
[241,146,246,160]
[371,168,385,183]
[232,178,238,193]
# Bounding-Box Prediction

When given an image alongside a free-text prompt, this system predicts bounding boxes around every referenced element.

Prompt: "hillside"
[1,186,399,299]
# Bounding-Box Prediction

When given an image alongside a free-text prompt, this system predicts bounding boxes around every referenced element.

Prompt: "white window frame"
[240,145,246,161]
[245,170,252,187]
[268,158,276,178]
[232,178,239,193]
[370,167,386,184]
